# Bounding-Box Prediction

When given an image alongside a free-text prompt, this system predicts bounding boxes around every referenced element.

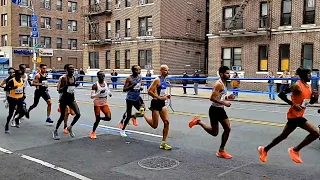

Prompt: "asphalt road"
[0,87,319,180]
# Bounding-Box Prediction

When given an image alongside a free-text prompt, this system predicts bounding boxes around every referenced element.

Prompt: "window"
[21,0,30,6]
[115,0,120,8]
[57,18,62,30]
[40,17,51,29]
[301,44,313,69]
[260,2,269,28]
[222,47,242,68]
[258,45,268,71]
[89,52,99,69]
[281,0,292,26]
[196,20,201,38]
[106,22,111,39]
[1,34,7,46]
[279,44,290,71]
[138,50,152,69]
[115,20,120,38]
[139,16,152,36]
[20,14,31,27]
[40,37,51,48]
[1,0,6,6]
[106,51,111,69]
[89,23,99,40]
[41,0,51,9]
[125,19,131,37]
[68,1,77,12]
[303,0,315,24]
[1,14,7,26]
[223,6,243,30]
[57,38,62,49]
[115,51,120,69]
[139,0,153,5]
[125,50,130,69]
[68,39,77,49]
[57,0,62,11]
[106,0,111,10]
[68,20,77,31]
[19,35,32,47]
[125,0,131,7]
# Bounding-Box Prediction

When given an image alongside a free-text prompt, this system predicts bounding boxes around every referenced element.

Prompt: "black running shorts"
[209,105,228,126]
[34,89,51,101]
[150,99,166,112]
[287,117,307,128]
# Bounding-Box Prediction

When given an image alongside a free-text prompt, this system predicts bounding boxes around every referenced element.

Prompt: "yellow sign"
[36,57,42,63]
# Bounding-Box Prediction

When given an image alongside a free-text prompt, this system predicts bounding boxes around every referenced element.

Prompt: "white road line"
[218,162,253,177]
[98,125,163,138]
[0,147,92,180]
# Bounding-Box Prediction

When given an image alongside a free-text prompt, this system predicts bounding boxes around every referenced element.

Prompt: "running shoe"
[120,130,127,137]
[90,132,97,139]
[258,146,268,163]
[216,150,232,159]
[189,117,200,128]
[52,130,60,140]
[288,147,302,164]
[67,127,75,137]
[160,142,172,150]
[46,117,53,123]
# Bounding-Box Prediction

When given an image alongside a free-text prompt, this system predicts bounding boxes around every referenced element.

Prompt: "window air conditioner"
[232,66,242,71]
[146,31,152,36]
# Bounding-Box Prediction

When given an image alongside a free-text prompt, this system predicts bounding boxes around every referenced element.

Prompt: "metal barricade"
[166,81,174,112]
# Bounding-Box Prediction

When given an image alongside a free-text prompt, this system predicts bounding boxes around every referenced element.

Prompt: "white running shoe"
[120,130,127,137]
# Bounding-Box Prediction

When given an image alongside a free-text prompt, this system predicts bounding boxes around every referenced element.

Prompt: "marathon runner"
[143,64,173,150]
[5,70,27,133]
[53,64,81,140]
[189,66,235,159]
[90,71,112,139]
[258,67,320,164]
[119,65,146,137]
[0,67,15,109]
[27,64,53,123]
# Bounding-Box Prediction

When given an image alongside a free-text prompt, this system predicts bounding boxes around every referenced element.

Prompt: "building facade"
[0,0,83,73]
[208,0,319,90]
[82,0,206,76]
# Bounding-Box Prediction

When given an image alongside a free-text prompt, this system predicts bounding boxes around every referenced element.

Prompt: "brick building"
[208,0,319,90]
[0,0,83,73]
[82,0,206,76]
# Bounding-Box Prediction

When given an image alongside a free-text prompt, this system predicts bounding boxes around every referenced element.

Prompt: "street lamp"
[12,0,38,75]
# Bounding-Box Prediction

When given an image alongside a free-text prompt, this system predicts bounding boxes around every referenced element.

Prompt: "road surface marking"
[218,162,254,177]
[48,98,287,128]
[98,125,163,138]
[0,147,92,180]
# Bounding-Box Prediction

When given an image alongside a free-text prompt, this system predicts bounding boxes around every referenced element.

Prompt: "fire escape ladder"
[227,0,249,31]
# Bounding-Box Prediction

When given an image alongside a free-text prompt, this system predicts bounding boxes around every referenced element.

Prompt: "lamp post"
[12,0,38,75]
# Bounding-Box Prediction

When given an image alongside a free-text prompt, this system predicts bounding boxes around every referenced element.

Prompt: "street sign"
[30,14,39,39]
[36,57,42,63]
[30,31,39,38]
[31,14,38,22]
[12,0,22,5]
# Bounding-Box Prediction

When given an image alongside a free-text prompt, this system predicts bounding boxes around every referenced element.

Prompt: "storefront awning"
[0,57,9,63]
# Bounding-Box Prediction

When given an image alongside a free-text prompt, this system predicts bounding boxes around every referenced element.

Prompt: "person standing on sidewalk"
[182,71,188,94]
[193,70,199,95]
[266,71,275,100]
[111,70,118,89]
[230,72,240,98]
[279,70,290,92]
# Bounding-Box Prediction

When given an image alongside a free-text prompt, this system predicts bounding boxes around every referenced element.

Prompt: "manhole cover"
[138,156,180,170]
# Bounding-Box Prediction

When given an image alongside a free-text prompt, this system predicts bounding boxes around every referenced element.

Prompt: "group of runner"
[1,63,319,164]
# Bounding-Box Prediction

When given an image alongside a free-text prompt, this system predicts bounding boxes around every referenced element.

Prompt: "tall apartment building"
[82,0,206,75]
[208,0,319,90]
[0,0,83,73]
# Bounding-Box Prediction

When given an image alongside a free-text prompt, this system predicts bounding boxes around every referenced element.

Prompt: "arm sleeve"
[278,87,293,105]
[309,94,318,104]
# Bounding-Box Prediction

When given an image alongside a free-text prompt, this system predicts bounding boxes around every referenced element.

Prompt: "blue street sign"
[31,14,37,22]
[31,31,39,38]
[32,23,38,28]
[32,27,38,32]
[12,0,22,5]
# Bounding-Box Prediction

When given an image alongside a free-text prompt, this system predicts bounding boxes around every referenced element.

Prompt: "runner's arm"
[0,79,6,88]
[210,83,226,105]
[58,76,68,93]
[309,91,318,104]
[32,74,42,86]
[90,84,98,99]
[123,77,134,92]
[5,79,15,90]
[278,85,295,105]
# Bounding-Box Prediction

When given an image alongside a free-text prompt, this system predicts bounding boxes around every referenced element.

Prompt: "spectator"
[291,71,298,86]
[266,71,275,100]
[146,70,152,89]
[51,67,57,79]
[230,72,240,97]
[79,68,85,86]
[279,69,290,92]
[193,70,199,95]
[182,71,188,94]
[111,69,118,89]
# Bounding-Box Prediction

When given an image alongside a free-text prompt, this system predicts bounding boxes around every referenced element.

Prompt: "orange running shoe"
[132,117,138,126]
[288,147,302,164]
[63,128,69,134]
[216,150,232,159]
[119,121,124,129]
[189,117,200,128]
[90,132,97,139]
[258,146,268,163]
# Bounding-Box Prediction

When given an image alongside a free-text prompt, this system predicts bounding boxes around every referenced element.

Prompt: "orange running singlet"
[287,80,312,118]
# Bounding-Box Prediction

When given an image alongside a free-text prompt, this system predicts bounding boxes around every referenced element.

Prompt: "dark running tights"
[6,98,26,130]
[56,102,81,130]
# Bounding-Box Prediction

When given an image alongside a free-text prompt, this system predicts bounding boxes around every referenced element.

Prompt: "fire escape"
[81,1,112,45]
[212,0,271,39]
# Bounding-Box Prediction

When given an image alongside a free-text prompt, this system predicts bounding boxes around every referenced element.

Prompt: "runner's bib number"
[160,89,166,96]
[42,80,48,87]
[67,86,75,94]
[133,83,141,91]
[15,88,23,94]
